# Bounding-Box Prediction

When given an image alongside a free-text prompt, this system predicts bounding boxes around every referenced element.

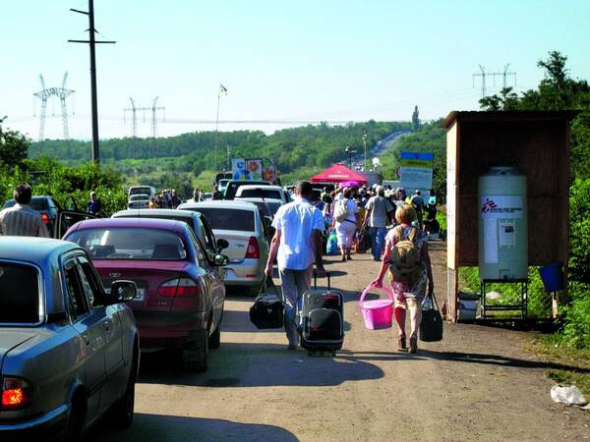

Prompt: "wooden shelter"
[443,111,578,322]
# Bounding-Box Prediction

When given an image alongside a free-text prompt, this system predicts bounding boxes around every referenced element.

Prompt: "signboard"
[399,151,434,192]
[232,158,277,183]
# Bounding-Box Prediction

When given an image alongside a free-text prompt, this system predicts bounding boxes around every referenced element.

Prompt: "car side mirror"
[214,254,229,266]
[216,238,229,251]
[108,280,137,303]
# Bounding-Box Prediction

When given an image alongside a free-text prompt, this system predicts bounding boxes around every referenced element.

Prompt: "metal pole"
[88,0,100,164]
[363,132,367,172]
[214,92,221,172]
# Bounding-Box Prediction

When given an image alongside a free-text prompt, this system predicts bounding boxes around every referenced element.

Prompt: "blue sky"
[2,0,589,140]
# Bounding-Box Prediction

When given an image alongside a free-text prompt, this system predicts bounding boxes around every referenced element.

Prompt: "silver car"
[0,237,138,441]
[178,200,270,295]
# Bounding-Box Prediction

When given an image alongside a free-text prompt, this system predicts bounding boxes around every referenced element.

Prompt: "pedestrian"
[410,190,425,228]
[371,204,434,354]
[87,191,103,216]
[333,187,360,262]
[265,181,327,350]
[364,185,395,261]
[0,184,50,237]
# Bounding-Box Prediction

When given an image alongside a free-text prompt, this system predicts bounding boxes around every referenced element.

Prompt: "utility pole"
[362,131,367,172]
[69,0,115,164]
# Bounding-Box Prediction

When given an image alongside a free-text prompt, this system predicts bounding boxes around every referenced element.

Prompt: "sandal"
[397,334,407,352]
[409,333,418,354]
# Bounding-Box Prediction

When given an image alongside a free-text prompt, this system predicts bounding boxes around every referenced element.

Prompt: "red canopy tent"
[309,163,367,185]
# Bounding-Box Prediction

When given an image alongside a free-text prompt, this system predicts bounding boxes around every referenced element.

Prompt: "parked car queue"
[0,185,287,440]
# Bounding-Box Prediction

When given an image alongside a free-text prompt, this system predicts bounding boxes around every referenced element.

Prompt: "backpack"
[333,199,350,223]
[389,226,422,285]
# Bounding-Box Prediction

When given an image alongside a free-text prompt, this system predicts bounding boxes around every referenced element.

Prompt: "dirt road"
[90,239,590,441]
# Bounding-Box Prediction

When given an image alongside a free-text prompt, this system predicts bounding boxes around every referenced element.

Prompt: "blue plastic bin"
[539,262,564,292]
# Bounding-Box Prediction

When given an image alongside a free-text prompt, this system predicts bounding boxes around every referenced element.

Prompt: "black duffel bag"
[420,291,443,342]
[249,277,284,329]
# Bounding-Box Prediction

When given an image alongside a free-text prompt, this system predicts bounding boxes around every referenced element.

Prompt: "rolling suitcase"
[298,271,344,355]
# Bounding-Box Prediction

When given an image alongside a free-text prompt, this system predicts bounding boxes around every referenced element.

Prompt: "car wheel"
[183,330,208,372]
[64,391,86,442]
[108,347,138,429]
[209,324,221,349]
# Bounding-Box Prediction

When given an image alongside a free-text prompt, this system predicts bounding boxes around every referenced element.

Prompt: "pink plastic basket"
[359,283,394,330]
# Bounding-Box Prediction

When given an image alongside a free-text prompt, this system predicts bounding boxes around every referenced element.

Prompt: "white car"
[234,185,290,205]
[177,200,270,295]
[128,194,150,209]
[234,197,283,221]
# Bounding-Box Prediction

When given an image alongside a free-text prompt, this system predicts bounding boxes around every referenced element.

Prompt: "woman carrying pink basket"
[371,204,434,354]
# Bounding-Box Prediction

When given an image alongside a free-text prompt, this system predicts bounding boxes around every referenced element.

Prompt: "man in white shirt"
[265,181,326,349]
[0,184,50,238]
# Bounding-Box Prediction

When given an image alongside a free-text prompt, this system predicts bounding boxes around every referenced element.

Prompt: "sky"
[1,0,589,141]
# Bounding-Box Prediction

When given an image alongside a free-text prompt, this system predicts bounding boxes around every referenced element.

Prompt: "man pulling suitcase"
[265,181,327,350]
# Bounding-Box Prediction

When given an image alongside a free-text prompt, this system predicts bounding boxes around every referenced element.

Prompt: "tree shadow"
[86,413,298,442]
[418,349,590,373]
[139,343,384,388]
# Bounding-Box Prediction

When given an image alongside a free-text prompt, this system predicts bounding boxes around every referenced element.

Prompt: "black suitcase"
[298,271,344,354]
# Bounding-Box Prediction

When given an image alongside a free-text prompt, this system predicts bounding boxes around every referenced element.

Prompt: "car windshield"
[3,197,49,211]
[66,227,187,260]
[0,263,41,324]
[194,208,255,232]
[238,189,281,199]
[129,187,153,196]
[130,195,149,201]
[249,201,281,217]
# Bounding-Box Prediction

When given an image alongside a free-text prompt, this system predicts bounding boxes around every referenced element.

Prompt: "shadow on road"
[221,309,353,333]
[139,343,384,388]
[419,349,590,373]
[86,413,298,442]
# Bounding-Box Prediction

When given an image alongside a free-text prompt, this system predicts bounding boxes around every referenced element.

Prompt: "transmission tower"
[123,96,165,138]
[33,72,75,141]
[473,64,517,99]
[123,97,138,137]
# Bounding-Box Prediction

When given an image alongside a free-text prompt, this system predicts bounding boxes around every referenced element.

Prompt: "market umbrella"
[310,163,367,184]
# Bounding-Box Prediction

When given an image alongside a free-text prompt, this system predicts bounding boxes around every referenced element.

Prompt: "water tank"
[478,166,528,280]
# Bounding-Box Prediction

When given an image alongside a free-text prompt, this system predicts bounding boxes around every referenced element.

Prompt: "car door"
[189,229,225,328]
[63,255,108,418]
[57,210,97,238]
[75,254,126,407]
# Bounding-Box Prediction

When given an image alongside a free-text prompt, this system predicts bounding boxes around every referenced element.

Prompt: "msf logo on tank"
[481,198,498,213]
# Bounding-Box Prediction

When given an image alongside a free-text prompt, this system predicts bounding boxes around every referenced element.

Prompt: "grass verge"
[527,333,590,397]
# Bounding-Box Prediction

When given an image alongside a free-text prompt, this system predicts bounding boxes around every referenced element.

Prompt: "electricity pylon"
[33,72,75,141]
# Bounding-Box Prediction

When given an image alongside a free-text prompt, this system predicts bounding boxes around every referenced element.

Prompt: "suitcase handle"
[359,282,394,306]
[312,269,331,290]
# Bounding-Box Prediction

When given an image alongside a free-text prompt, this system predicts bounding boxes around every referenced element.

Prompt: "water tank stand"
[480,278,529,320]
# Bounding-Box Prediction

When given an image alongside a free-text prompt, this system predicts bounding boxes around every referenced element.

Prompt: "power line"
[473,64,517,100]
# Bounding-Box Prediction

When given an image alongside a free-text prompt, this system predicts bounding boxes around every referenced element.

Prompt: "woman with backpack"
[333,187,360,262]
[371,204,434,354]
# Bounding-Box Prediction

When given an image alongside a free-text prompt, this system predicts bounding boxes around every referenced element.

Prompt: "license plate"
[104,287,145,301]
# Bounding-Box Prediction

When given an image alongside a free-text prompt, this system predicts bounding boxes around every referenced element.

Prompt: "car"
[127,194,150,209]
[2,196,96,238]
[63,218,226,372]
[234,197,283,221]
[177,200,270,295]
[234,184,290,204]
[111,208,229,266]
[222,179,272,200]
[0,236,139,441]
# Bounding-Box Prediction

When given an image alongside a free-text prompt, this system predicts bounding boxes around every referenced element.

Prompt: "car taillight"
[245,236,259,259]
[158,278,200,297]
[40,213,50,226]
[1,377,33,410]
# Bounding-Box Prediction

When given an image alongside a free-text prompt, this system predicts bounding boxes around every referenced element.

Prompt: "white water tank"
[478,166,528,280]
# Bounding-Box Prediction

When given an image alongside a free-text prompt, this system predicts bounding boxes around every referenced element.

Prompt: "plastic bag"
[550,385,587,406]
[326,230,338,255]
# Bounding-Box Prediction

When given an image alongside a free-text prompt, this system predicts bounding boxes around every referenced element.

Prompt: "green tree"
[0,117,29,168]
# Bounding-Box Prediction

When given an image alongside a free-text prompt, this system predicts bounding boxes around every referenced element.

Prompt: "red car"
[63,218,227,372]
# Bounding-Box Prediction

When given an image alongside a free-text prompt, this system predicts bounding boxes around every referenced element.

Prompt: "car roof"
[0,237,80,263]
[236,185,283,191]
[113,209,202,220]
[178,200,258,210]
[67,217,188,233]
